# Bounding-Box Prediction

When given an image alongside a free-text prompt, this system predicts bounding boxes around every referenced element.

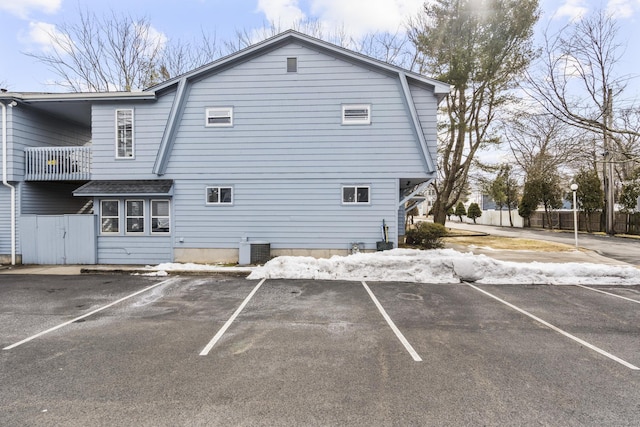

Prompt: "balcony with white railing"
[24,146,92,181]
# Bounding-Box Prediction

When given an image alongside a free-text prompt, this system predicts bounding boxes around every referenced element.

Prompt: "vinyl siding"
[0,183,21,255]
[97,236,172,264]
[172,178,397,251]
[21,182,92,215]
[90,94,176,179]
[6,106,90,180]
[409,81,439,165]
[85,40,440,262]
[163,43,429,179]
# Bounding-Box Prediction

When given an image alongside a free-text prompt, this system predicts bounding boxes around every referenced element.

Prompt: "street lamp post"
[570,183,579,249]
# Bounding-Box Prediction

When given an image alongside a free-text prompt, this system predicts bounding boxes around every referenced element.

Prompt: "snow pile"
[246,248,640,285]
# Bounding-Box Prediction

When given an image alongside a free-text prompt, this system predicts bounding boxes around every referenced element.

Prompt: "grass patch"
[443,235,575,252]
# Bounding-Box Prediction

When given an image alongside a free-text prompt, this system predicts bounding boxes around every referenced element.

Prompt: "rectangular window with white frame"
[205,107,233,127]
[206,186,233,205]
[342,186,370,204]
[100,200,120,233]
[151,200,171,234]
[342,104,371,125]
[126,200,145,233]
[115,109,134,158]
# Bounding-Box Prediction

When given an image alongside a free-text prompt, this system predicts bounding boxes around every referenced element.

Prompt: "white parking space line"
[3,277,179,351]
[362,281,422,362]
[200,278,266,356]
[465,282,639,370]
[576,285,640,304]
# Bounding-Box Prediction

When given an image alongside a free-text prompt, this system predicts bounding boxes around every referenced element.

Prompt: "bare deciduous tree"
[159,31,221,81]
[526,10,639,138]
[611,108,640,182]
[504,111,587,174]
[26,8,166,92]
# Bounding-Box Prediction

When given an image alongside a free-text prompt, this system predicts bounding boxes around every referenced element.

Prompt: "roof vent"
[287,57,297,73]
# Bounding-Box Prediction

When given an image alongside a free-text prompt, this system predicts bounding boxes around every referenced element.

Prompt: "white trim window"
[342,186,370,204]
[151,200,171,234]
[125,200,145,233]
[116,109,134,158]
[206,186,233,205]
[205,107,233,127]
[100,200,120,233]
[342,104,371,125]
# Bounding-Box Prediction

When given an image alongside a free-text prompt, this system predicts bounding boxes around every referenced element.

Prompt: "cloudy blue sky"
[1,0,639,94]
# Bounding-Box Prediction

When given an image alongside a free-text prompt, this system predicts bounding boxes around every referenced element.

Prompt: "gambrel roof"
[149,30,450,176]
[147,30,451,99]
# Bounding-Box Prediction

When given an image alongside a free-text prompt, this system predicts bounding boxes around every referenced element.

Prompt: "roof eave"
[0,91,157,103]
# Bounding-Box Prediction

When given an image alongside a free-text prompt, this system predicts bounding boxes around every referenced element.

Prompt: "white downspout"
[1,101,17,265]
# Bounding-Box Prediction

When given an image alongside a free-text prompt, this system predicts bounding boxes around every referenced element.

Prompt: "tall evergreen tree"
[409,0,539,225]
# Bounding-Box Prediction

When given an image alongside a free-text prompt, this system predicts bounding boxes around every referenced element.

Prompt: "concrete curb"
[79,267,253,277]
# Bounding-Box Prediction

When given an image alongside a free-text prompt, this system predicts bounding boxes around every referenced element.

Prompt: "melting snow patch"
[246,248,640,285]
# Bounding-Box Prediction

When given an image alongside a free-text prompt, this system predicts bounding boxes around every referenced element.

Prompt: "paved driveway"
[1,274,639,426]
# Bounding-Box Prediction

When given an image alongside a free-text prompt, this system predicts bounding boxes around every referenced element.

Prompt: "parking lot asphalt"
[1,274,640,426]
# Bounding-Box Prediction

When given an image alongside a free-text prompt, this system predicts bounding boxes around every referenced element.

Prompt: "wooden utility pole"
[604,87,615,236]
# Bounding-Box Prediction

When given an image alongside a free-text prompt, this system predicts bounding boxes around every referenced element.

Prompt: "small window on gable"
[342,104,371,125]
[206,107,233,127]
[287,57,297,73]
[206,186,233,205]
[342,186,370,204]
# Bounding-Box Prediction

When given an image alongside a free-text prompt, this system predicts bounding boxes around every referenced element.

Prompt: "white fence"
[24,146,91,181]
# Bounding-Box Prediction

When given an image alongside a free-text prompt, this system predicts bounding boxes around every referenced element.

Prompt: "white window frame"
[125,199,145,234]
[151,200,171,234]
[115,109,135,159]
[342,185,371,205]
[206,186,234,205]
[342,104,371,125]
[100,200,120,234]
[205,107,233,127]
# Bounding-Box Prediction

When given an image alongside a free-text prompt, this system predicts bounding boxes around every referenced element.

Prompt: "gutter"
[1,100,17,265]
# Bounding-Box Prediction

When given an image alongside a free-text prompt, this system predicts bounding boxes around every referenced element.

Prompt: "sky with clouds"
[1,0,639,92]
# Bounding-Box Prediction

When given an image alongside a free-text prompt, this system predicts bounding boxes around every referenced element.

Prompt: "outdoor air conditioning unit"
[239,238,271,265]
[250,242,271,264]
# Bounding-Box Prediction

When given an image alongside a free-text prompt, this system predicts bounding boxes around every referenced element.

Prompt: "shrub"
[467,202,482,223]
[405,222,447,249]
[455,201,466,221]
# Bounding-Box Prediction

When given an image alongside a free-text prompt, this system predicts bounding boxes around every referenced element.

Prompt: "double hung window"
[99,199,171,235]
[126,200,145,233]
[100,200,120,233]
[151,200,171,233]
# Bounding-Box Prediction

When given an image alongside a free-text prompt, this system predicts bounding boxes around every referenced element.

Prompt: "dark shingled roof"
[74,180,173,196]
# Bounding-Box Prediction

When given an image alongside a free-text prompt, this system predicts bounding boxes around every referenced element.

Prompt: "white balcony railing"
[25,146,92,181]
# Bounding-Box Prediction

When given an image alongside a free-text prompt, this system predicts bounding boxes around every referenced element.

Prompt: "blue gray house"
[0,31,449,265]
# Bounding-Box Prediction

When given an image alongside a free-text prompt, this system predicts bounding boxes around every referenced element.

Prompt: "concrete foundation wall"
[174,247,359,265]
[0,254,22,265]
